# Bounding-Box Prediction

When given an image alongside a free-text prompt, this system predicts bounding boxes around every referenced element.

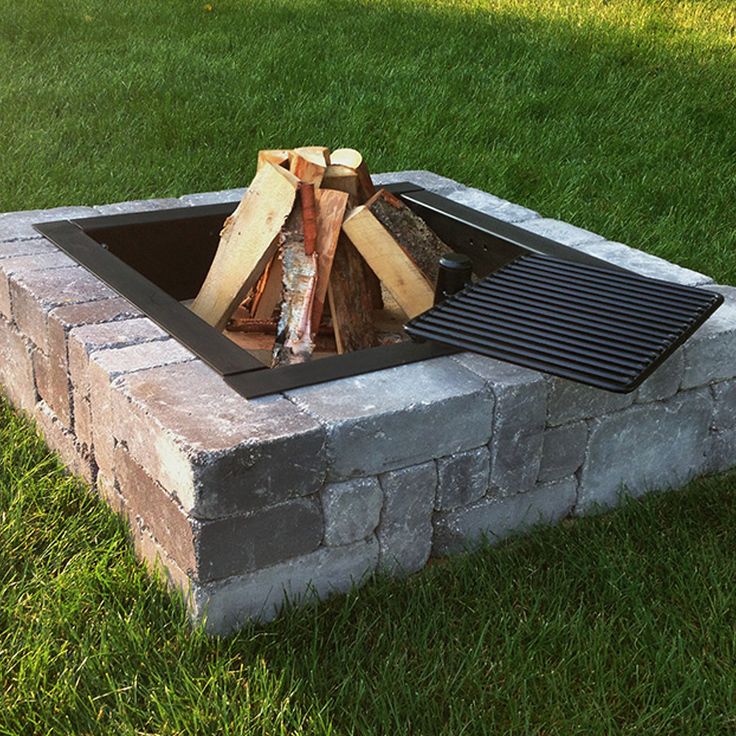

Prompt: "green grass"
[2,398,736,734]
[2,0,736,732]
[1,1,736,282]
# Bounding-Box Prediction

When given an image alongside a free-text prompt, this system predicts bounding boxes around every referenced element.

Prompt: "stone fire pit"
[1,171,734,634]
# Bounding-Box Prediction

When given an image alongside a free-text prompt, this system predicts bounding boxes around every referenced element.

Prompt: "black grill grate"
[405,254,723,392]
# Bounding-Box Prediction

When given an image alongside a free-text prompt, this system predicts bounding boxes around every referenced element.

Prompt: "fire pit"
[1,170,735,634]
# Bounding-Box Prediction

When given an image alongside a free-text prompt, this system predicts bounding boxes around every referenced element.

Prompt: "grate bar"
[406,254,723,392]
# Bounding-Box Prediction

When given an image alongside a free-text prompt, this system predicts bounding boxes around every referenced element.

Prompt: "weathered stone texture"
[321,478,383,546]
[433,477,577,556]
[110,361,326,518]
[547,377,634,426]
[0,239,56,260]
[573,241,713,286]
[179,188,246,205]
[712,381,736,430]
[517,218,604,246]
[287,357,493,480]
[372,170,462,195]
[94,198,184,215]
[445,187,539,223]
[578,389,713,512]
[0,251,76,320]
[435,446,490,510]
[195,537,380,634]
[636,350,684,403]
[0,205,96,242]
[0,317,37,413]
[10,266,115,352]
[539,421,588,483]
[681,286,736,389]
[454,354,547,495]
[33,400,95,483]
[377,461,436,575]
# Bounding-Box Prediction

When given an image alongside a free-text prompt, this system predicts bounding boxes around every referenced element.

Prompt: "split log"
[321,165,361,204]
[251,254,284,320]
[301,183,318,255]
[257,149,291,171]
[342,204,435,319]
[311,189,349,329]
[272,208,318,366]
[330,148,376,203]
[191,163,299,330]
[289,147,329,186]
[365,188,451,285]
[328,233,378,353]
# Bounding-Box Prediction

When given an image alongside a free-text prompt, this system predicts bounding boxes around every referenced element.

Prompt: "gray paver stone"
[516,218,605,246]
[179,188,246,205]
[195,537,380,633]
[433,477,577,555]
[547,377,634,426]
[445,187,539,223]
[377,461,437,575]
[578,388,713,513]
[0,205,96,242]
[538,421,588,483]
[372,170,463,195]
[321,478,383,546]
[287,357,493,480]
[435,446,490,510]
[636,350,684,403]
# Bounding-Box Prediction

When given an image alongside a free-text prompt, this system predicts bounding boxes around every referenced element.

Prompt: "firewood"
[257,149,291,171]
[328,233,378,353]
[272,208,319,366]
[365,188,451,285]
[300,183,318,256]
[289,147,329,186]
[311,189,349,330]
[342,205,434,319]
[191,163,299,330]
[330,148,376,203]
[251,254,284,320]
[321,165,361,204]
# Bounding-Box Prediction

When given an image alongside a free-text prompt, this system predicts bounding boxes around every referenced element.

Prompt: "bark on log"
[366,188,451,285]
[328,233,378,353]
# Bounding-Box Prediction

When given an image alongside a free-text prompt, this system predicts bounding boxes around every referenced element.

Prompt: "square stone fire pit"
[1,171,735,634]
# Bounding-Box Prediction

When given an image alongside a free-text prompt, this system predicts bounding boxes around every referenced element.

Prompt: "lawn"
[2,0,736,733]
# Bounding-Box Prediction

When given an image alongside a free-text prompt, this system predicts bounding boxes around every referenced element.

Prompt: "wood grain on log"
[289,147,329,186]
[190,163,299,330]
[257,149,291,171]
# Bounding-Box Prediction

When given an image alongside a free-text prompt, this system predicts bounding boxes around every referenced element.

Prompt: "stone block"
[32,349,72,427]
[538,421,588,483]
[195,537,380,634]
[287,357,493,480]
[87,339,195,474]
[372,170,462,195]
[681,286,736,389]
[114,445,323,583]
[377,461,436,575]
[179,188,246,205]
[712,380,736,430]
[47,297,142,372]
[0,239,55,260]
[445,187,539,223]
[108,361,326,518]
[433,477,577,555]
[0,317,37,413]
[573,241,712,286]
[578,389,713,513]
[453,354,547,495]
[547,377,634,426]
[0,205,96,242]
[69,317,168,448]
[0,251,76,320]
[435,446,490,510]
[636,350,684,403]
[321,478,383,546]
[94,198,185,215]
[516,218,605,246]
[9,266,115,352]
[704,429,736,475]
[33,401,95,483]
